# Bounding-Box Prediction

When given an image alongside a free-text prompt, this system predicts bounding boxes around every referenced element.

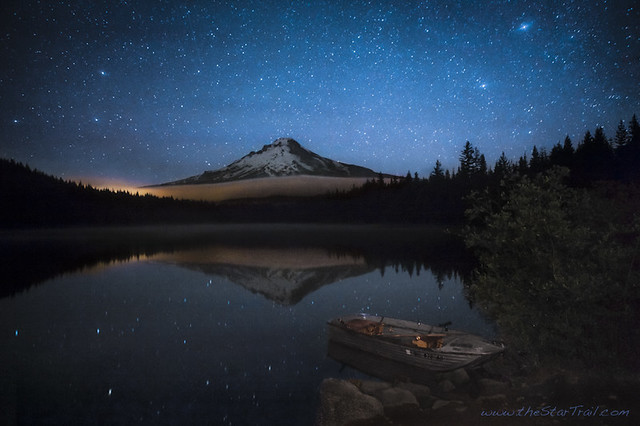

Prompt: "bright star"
[518,22,531,31]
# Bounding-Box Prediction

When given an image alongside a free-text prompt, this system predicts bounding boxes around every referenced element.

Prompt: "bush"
[464,167,640,370]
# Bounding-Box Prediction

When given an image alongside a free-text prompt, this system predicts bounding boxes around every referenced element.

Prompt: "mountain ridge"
[155,138,384,186]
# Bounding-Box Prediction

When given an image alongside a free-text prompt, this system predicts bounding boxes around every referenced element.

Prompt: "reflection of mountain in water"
[151,247,374,305]
[1,225,472,299]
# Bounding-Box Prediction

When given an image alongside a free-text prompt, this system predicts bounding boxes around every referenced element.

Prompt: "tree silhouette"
[619,114,640,180]
[430,160,445,181]
[458,141,477,180]
[550,135,574,168]
[574,127,614,182]
[615,120,629,148]
[493,152,512,182]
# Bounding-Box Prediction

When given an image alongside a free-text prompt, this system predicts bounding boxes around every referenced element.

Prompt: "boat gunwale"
[328,314,504,358]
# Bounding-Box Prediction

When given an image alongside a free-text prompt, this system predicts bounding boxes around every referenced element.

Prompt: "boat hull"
[327,314,503,373]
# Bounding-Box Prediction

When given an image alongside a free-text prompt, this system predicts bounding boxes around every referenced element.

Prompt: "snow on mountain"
[159,138,381,185]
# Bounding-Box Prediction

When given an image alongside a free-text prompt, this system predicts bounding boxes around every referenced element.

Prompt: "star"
[518,22,531,31]
[0,0,637,184]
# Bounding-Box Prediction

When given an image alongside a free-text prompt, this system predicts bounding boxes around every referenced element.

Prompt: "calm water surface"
[0,225,494,425]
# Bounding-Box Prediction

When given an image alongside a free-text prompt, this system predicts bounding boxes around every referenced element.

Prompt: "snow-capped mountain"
[160,138,381,185]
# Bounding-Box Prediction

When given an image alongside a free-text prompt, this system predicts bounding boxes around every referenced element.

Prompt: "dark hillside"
[0,159,219,228]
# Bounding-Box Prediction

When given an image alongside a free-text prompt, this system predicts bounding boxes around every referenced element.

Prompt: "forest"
[332,114,640,222]
[1,114,639,228]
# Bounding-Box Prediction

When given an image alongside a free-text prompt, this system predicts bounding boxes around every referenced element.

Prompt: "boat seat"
[412,334,445,349]
[343,318,384,336]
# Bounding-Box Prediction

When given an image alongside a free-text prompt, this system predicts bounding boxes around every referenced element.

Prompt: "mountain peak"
[272,137,299,147]
[159,138,382,185]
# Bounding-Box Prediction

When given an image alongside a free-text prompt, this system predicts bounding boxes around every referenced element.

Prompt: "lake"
[0,224,495,425]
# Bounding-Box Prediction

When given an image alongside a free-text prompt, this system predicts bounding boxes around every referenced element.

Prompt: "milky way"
[1,0,639,184]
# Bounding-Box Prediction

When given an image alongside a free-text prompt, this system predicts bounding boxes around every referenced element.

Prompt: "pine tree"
[530,146,543,174]
[517,154,528,175]
[430,160,445,180]
[615,120,629,148]
[575,128,614,181]
[578,130,593,151]
[478,153,488,175]
[593,126,612,152]
[549,135,574,168]
[563,135,574,154]
[629,114,640,147]
[458,141,476,179]
[493,152,512,180]
[619,114,640,180]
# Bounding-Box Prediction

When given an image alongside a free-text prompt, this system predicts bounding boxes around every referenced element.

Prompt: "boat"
[327,313,504,373]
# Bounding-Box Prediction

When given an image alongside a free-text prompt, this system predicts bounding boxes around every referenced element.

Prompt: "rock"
[477,394,508,406]
[432,399,451,410]
[424,395,440,408]
[358,380,391,396]
[438,368,470,386]
[375,386,419,412]
[316,379,384,426]
[478,378,509,395]
[439,379,456,393]
[396,382,431,406]
[396,383,431,400]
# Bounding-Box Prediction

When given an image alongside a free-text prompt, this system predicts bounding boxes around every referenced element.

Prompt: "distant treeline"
[1,114,639,227]
[323,113,640,223]
[0,159,219,227]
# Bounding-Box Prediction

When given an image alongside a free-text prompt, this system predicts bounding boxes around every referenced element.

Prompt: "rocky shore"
[316,355,638,426]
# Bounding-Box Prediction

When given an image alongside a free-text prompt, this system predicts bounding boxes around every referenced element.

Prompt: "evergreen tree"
[458,141,477,179]
[530,146,543,174]
[478,153,488,176]
[550,142,563,165]
[550,135,575,168]
[577,130,593,152]
[493,152,512,181]
[430,160,445,180]
[618,114,640,180]
[593,126,612,152]
[517,154,528,175]
[563,135,574,153]
[575,128,614,182]
[615,120,629,148]
[629,114,640,147]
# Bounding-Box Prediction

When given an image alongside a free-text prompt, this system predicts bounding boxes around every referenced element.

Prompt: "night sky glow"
[2,0,639,185]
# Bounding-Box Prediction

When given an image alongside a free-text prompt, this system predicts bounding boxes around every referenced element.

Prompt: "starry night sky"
[2,0,639,185]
